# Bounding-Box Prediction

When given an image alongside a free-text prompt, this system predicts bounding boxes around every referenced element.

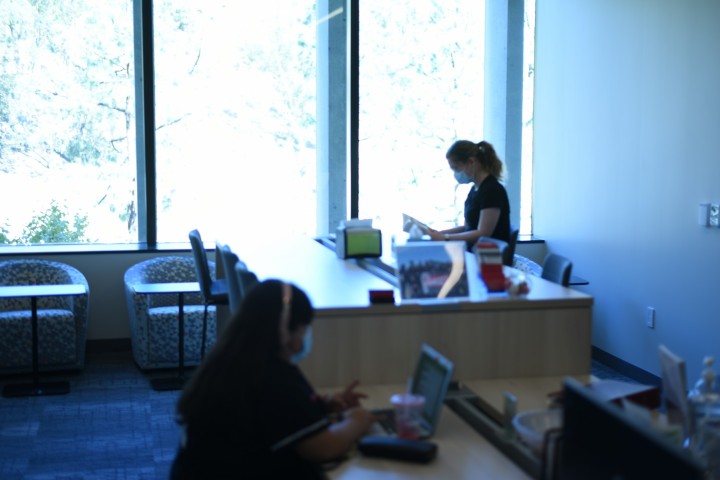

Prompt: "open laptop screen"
[411,344,455,435]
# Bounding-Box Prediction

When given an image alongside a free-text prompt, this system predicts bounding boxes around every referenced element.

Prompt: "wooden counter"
[223,237,593,387]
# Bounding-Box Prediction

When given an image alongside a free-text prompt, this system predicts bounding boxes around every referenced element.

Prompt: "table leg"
[151,292,188,391]
[2,296,70,398]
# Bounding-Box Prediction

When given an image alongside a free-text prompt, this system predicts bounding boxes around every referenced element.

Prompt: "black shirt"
[464,175,511,247]
[170,360,330,479]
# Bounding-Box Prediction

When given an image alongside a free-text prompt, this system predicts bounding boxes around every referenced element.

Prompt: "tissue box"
[336,226,382,259]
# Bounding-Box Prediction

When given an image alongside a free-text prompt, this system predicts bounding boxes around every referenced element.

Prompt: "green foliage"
[17,202,89,244]
[0,225,10,244]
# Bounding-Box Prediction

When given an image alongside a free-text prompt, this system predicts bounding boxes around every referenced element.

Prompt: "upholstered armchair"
[0,259,89,374]
[124,256,217,370]
[512,254,543,277]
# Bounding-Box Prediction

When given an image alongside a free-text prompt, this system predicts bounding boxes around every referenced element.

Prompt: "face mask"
[291,326,313,364]
[454,170,473,184]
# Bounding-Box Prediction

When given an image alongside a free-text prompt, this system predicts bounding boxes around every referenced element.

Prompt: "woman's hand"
[342,406,380,435]
[421,227,444,241]
[326,380,368,413]
[296,407,380,462]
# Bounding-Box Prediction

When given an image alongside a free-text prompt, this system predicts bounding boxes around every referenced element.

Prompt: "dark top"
[464,175,511,248]
[170,360,330,479]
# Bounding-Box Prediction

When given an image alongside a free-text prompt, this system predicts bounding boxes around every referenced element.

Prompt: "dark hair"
[176,279,314,425]
[446,140,505,180]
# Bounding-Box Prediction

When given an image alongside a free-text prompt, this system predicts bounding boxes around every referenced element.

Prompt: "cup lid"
[390,393,426,407]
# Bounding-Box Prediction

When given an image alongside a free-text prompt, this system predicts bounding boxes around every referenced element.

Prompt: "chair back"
[512,254,542,277]
[541,253,573,287]
[235,262,258,306]
[124,256,205,307]
[216,243,242,314]
[0,259,88,311]
[505,227,520,267]
[189,229,213,300]
[216,243,258,315]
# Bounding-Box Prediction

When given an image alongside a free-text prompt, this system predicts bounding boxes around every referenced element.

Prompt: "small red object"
[475,242,507,293]
[369,289,395,304]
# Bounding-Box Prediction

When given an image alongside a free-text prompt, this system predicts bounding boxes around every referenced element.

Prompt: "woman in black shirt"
[422,140,511,250]
[170,279,376,479]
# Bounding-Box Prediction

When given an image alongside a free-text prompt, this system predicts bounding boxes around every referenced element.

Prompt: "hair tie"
[278,282,292,345]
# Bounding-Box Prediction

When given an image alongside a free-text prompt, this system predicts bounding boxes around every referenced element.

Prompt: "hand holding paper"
[402,213,430,233]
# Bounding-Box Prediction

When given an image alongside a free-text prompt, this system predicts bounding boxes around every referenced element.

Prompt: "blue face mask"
[291,326,313,364]
[454,170,473,184]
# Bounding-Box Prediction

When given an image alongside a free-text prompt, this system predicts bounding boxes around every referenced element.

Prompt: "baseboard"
[86,338,131,354]
[591,346,661,387]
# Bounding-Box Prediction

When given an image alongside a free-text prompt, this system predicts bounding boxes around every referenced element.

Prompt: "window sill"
[0,242,191,256]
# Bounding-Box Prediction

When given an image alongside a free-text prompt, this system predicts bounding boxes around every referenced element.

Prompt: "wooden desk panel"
[303,305,591,387]
[318,384,530,480]
[222,237,593,387]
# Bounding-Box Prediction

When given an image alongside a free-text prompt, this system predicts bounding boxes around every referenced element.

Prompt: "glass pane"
[0,1,136,244]
[153,1,317,244]
[359,1,485,233]
[521,0,535,235]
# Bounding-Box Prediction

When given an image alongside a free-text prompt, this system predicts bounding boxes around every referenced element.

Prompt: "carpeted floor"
[0,352,182,480]
[0,352,634,480]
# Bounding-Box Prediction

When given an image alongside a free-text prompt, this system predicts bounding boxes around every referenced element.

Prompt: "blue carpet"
[0,352,181,480]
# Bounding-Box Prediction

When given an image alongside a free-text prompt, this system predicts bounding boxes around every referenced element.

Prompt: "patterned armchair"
[512,254,543,277]
[0,259,89,374]
[124,256,217,370]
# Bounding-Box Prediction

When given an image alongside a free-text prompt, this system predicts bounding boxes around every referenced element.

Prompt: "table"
[132,282,200,391]
[1,284,87,398]
[462,375,593,414]
[222,236,593,388]
[318,383,531,479]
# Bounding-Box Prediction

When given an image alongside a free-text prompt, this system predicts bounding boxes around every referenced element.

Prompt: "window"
[0,0,136,244]
[358,1,485,233]
[1,1,533,247]
[152,1,318,243]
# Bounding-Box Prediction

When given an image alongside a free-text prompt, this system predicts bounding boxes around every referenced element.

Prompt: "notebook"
[395,241,471,304]
[372,343,455,439]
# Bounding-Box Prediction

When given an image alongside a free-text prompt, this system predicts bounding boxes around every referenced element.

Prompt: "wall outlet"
[700,203,711,226]
[645,306,655,329]
[710,204,720,227]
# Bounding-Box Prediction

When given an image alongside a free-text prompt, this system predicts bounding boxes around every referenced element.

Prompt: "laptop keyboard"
[377,411,396,434]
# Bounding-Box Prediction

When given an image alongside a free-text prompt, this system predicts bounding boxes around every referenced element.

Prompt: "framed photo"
[395,241,471,303]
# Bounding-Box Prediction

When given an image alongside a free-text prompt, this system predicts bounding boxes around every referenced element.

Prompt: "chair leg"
[201,303,209,358]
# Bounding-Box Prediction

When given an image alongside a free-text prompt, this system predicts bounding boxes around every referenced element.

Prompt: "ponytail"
[446,139,505,181]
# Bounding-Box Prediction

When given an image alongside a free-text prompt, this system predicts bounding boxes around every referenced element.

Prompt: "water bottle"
[687,356,720,478]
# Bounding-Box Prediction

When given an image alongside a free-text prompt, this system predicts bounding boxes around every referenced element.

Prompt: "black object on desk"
[357,436,437,463]
[568,275,589,286]
[132,282,200,391]
[1,284,86,398]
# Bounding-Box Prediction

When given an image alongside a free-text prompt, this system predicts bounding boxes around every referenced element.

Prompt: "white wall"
[533,0,720,378]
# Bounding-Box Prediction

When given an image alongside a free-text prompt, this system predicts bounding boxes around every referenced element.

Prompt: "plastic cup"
[390,393,426,439]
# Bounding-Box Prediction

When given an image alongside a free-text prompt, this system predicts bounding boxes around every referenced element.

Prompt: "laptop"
[395,241,471,304]
[372,343,455,439]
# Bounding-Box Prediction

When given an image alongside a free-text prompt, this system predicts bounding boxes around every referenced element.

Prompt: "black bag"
[357,436,437,464]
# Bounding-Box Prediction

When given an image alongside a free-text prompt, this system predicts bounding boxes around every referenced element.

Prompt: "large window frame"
[1,0,531,252]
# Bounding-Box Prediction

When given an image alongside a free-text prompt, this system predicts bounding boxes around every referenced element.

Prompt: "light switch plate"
[710,204,720,227]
